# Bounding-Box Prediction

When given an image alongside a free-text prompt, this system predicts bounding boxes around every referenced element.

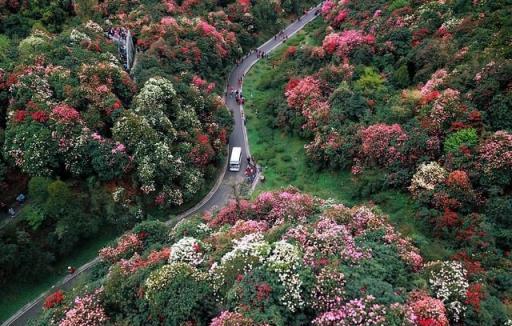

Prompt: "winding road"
[1,4,322,325]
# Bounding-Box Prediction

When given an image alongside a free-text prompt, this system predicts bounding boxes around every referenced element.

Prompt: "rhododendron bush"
[37,189,490,325]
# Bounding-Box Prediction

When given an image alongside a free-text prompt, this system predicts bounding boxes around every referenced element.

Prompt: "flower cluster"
[43,290,65,310]
[285,218,371,267]
[51,104,81,123]
[359,123,407,167]
[99,233,142,263]
[446,170,471,189]
[265,241,304,312]
[229,219,269,236]
[409,162,447,194]
[209,311,255,326]
[311,267,346,311]
[169,237,205,266]
[59,290,108,326]
[217,233,270,275]
[312,295,387,326]
[427,261,469,322]
[408,291,449,326]
[478,131,512,174]
[118,248,171,274]
[322,30,375,57]
[421,69,448,96]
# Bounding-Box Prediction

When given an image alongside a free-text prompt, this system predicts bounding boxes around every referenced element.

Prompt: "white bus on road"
[229,147,242,172]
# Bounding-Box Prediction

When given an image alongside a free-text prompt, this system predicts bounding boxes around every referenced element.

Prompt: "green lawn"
[243,23,452,262]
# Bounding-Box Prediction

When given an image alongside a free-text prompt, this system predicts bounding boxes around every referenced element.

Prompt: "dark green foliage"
[487,93,512,132]
[485,196,512,250]
[132,220,171,247]
[329,82,371,123]
[392,64,411,88]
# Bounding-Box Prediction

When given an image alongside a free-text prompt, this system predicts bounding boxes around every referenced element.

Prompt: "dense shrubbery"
[0,0,316,287]
[245,0,511,322]
[34,189,510,325]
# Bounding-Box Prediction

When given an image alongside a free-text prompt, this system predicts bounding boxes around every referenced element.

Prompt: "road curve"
[1,4,322,325]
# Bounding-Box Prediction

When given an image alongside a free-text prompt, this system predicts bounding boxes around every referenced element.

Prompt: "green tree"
[392,64,411,89]
[252,0,280,34]
[444,128,479,154]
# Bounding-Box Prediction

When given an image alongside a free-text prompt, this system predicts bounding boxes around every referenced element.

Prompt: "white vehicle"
[229,147,242,172]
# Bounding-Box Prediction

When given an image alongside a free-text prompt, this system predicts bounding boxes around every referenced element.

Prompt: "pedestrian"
[247,157,251,165]
[8,207,15,217]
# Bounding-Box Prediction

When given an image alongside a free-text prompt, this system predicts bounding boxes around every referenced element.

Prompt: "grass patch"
[243,20,452,260]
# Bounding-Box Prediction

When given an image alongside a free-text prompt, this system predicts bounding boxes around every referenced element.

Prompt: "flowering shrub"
[322,30,375,57]
[59,290,108,326]
[426,261,469,322]
[99,233,142,263]
[359,123,407,167]
[312,295,387,326]
[209,311,255,326]
[43,290,64,310]
[144,262,208,304]
[289,67,331,119]
[169,237,205,266]
[310,267,346,311]
[51,104,80,123]
[409,162,447,194]
[265,241,304,312]
[446,170,471,189]
[421,69,448,96]
[478,131,512,175]
[408,291,449,326]
[229,219,269,236]
[118,248,171,274]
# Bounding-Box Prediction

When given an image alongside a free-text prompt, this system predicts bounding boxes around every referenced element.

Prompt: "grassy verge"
[243,21,452,261]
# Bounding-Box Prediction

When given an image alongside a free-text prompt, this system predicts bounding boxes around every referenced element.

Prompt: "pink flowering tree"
[359,123,408,168]
[322,30,375,58]
[478,131,512,185]
[285,76,330,130]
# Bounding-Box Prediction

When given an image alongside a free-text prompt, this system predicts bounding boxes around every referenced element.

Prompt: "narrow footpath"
[1,4,322,325]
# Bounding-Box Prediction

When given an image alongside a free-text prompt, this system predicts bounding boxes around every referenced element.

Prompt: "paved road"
[1,4,322,325]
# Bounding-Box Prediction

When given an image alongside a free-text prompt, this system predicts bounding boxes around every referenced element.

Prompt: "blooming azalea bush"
[99,233,143,263]
[59,290,108,326]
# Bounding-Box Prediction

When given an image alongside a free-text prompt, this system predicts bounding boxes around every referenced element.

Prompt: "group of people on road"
[245,157,257,183]
[228,87,246,105]
[274,30,289,43]
[256,49,268,59]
